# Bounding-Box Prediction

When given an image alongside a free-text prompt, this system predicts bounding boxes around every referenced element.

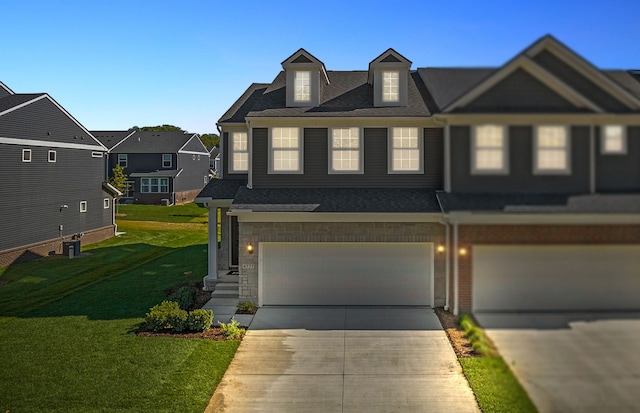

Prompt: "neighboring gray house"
[197,35,640,314]
[207,146,220,177]
[0,82,119,266]
[94,130,210,205]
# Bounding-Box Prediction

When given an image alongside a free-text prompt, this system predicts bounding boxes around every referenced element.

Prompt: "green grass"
[0,216,238,413]
[461,357,538,413]
[116,202,209,223]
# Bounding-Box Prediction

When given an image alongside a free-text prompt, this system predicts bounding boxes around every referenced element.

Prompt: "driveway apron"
[477,312,640,413]
[206,307,480,413]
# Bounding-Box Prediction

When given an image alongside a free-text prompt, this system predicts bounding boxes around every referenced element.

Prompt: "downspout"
[453,221,459,316]
[444,220,450,311]
[590,124,596,194]
[216,124,224,179]
[246,120,253,189]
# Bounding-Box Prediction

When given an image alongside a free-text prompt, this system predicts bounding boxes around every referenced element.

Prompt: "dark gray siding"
[175,152,210,192]
[456,69,579,113]
[450,125,590,194]
[251,127,443,189]
[222,131,248,180]
[0,144,113,252]
[111,153,166,174]
[532,50,629,112]
[596,126,640,192]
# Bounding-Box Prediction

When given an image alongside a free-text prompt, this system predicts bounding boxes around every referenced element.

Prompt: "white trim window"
[92,151,103,158]
[103,198,110,209]
[601,125,626,155]
[330,128,362,173]
[230,132,249,173]
[162,154,172,168]
[141,177,169,193]
[534,125,570,174]
[382,71,399,102]
[270,127,302,173]
[294,71,311,102]
[48,150,57,163]
[22,149,32,162]
[472,125,508,174]
[389,127,422,173]
[80,201,87,213]
[117,154,128,168]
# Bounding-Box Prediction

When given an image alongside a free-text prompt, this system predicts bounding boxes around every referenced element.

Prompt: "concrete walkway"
[477,312,640,413]
[205,307,480,413]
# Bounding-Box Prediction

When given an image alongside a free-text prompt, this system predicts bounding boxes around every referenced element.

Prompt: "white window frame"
[329,127,363,174]
[382,71,400,102]
[601,125,627,155]
[388,127,423,174]
[293,71,311,102]
[117,154,127,168]
[269,127,303,174]
[229,132,249,173]
[80,201,87,213]
[533,125,571,175]
[48,150,57,163]
[140,177,170,193]
[162,154,172,168]
[22,149,32,162]
[103,198,110,209]
[471,125,509,175]
[92,151,103,158]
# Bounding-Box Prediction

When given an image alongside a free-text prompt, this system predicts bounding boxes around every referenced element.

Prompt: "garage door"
[260,242,433,306]
[473,245,640,312]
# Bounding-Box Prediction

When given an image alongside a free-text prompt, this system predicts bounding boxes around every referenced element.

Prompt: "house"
[207,145,220,177]
[196,35,640,314]
[0,82,119,266]
[93,130,210,205]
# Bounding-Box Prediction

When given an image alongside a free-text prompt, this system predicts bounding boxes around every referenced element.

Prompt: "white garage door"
[473,245,640,312]
[260,242,433,306]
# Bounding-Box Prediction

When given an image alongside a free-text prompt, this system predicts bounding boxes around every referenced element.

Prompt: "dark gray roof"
[437,192,570,212]
[603,70,640,100]
[232,187,441,213]
[0,94,45,113]
[197,178,247,200]
[219,83,269,123]
[129,169,182,178]
[109,130,198,153]
[207,146,220,157]
[418,68,496,110]
[91,130,134,149]
[0,82,15,99]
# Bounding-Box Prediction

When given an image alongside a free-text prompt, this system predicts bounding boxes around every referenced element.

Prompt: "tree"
[130,124,184,132]
[200,133,220,147]
[108,165,128,197]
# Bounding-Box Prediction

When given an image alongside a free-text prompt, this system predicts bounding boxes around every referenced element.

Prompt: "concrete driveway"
[476,312,640,413]
[206,307,480,413]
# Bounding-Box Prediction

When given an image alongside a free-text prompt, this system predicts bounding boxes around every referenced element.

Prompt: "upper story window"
[382,71,399,102]
[270,127,302,173]
[92,151,103,158]
[162,154,172,168]
[389,127,422,173]
[294,71,311,102]
[601,125,626,155]
[472,125,508,174]
[48,150,57,163]
[22,149,32,162]
[330,128,362,173]
[230,132,248,173]
[80,201,87,213]
[534,125,570,174]
[141,177,169,193]
[117,154,128,168]
[103,198,110,209]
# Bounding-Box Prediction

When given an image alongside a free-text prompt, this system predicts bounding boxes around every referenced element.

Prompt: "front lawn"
[0,210,236,413]
[116,202,208,223]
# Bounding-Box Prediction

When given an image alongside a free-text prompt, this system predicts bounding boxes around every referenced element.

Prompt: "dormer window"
[382,71,399,102]
[294,71,311,102]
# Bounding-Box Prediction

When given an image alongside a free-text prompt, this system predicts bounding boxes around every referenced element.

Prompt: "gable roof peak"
[0,82,15,96]
[281,48,330,85]
[370,48,412,66]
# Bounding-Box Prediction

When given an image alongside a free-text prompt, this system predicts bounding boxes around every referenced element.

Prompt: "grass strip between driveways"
[0,207,238,413]
[460,357,538,413]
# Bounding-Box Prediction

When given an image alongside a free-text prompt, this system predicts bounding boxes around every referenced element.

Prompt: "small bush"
[458,313,496,357]
[167,286,197,310]
[218,319,245,340]
[146,301,188,332]
[186,309,214,332]
[236,300,257,314]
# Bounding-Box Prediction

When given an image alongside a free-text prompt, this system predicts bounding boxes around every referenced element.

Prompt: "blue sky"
[1,0,639,135]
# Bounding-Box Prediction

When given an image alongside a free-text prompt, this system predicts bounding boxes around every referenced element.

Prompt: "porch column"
[207,205,217,279]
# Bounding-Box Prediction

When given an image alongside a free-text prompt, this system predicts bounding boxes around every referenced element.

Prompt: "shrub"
[458,313,496,357]
[167,286,197,310]
[236,300,257,314]
[145,301,188,332]
[218,319,245,340]
[186,309,214,332]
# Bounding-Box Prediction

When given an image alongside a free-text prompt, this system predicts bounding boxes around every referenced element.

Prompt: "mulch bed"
[137,326,230,341]
[434,307,479,358]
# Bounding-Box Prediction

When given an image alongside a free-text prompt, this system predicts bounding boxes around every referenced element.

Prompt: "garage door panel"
[261,242,432,306]
[473,245,640,312]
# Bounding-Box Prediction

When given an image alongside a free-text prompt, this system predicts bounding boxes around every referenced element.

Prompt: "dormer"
[281,49,330,107]
[368,49,412,107]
